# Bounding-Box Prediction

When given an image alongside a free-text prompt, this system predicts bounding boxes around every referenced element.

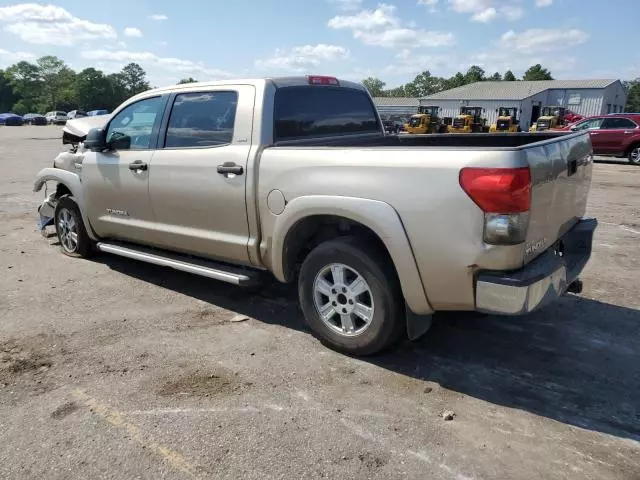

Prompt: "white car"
[45,111,68,125]
[67,110,87,120]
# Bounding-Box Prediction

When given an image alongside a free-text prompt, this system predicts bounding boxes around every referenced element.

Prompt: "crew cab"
[565,114,640,164]
[34,75,597,355]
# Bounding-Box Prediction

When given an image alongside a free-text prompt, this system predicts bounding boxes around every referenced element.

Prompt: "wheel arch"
[33,167,98,240]
[270,195,433,315]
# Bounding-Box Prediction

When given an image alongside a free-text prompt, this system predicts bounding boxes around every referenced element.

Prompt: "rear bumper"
[475,217,597,315]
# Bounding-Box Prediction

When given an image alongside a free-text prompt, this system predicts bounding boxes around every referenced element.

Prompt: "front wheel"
[54,196,94,258]
[628,145,640,165]
[298,237,405,355]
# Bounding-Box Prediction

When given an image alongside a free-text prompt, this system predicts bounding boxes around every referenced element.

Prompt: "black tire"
[54,196,94,258]
[298,237,405,356]
[628,145,640,165]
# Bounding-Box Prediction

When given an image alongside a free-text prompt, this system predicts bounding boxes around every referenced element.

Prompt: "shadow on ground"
[101,255,640,442]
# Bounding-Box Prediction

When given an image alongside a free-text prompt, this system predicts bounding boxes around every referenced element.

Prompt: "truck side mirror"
[83,128,108,152]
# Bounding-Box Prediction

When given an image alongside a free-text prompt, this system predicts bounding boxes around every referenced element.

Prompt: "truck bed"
[274,131,570,148]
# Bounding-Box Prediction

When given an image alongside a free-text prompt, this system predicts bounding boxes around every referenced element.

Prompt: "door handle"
[590,132,598,135]
[624,131,633,135]
[129,160,148,171]
[217,162,244,175]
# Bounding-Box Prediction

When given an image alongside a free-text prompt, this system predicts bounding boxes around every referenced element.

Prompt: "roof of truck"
[421,79,619,101]
[145,76,366,96]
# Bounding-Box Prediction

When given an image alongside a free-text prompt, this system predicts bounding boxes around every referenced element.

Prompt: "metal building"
[372,97,420,118]
[419,79,627,131]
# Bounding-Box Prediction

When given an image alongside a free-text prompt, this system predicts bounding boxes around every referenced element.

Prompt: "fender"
[33,167,99,241]
[270,195,433,316]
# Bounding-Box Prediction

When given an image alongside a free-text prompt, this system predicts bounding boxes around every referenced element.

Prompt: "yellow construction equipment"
[489,107,521,133]
[529,106,567,132]
[404,106,445,134]
[448,106,488,133]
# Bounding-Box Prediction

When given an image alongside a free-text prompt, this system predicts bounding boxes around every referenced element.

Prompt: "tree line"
[0,55,198,115]
[363,63,640,112]
[1,55,639,114]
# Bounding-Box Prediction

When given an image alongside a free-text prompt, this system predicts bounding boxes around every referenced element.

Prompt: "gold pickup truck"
[34,75,597,355]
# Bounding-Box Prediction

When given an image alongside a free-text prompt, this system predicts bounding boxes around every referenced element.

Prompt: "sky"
[0,0,639,89]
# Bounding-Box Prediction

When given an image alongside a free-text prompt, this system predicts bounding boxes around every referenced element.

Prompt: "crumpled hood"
[62,114,111,144]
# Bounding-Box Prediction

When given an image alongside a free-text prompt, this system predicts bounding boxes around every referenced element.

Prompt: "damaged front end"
[36,115,109,234]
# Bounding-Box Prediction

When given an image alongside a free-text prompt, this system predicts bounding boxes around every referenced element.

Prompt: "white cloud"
[327,0,363,11]
[501,28,589,53]
[328,4,398,31]
[255,44,349,72]
[0,48,35,65]
[418,0,439,5]
[535,0,552,6]
[328,4,455,48]
[448,0,524,22]
[149,14,168,20]
[124,27,142,38]
[471,7,497,22]
[80,49,234,81]
[0,3,116,45]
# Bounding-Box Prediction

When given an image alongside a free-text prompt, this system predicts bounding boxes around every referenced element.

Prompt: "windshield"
[498,108,514,117]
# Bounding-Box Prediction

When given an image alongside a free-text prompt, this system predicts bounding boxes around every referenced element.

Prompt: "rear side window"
[165,91,238,148]
[274,86,380,141]
[600,117,637,129]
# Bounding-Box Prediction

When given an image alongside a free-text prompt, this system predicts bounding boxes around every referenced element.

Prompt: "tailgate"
[522,132,593,263]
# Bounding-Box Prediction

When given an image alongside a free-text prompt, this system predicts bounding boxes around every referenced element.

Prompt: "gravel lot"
[1,125,639,480]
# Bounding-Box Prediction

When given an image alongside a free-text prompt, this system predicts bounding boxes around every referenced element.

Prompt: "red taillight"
[307,75,339,86]
[459,167,531,213]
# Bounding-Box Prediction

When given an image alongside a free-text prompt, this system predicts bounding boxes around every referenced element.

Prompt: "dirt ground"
[1,125,639,480]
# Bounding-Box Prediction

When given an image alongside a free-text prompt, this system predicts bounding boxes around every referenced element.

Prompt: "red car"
[565,114,640,165]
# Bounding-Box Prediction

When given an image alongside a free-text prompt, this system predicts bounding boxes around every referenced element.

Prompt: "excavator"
[404,105,446,134]
[529,106,567,132]
[448,106,489,133]
[489,107,521,133]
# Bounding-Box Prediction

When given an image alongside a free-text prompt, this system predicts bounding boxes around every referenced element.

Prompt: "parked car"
[0,113,23,126]
[45,111,68,125]
[87,109,110,116]
[23,113,48,125]
[564,114,640,164]
[34,75,597,355]
[67,110,87,120]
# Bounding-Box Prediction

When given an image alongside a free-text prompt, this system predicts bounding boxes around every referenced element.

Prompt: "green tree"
[625,79,640,112]
[408,71,446,97]
[74,68,113,110]
[361,77,386,97]
[178,77,198,84]
[464,65,486,84]
[0,70,19,112]
[522,64,553,81]
[6,60,41,112]
[36,55,68,110]
[120,63,151,97]
[489,72,502,81]
[442,72,466,90]
[503,70,517,81]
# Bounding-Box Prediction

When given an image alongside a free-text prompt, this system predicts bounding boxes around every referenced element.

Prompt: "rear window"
[274,86,380,141]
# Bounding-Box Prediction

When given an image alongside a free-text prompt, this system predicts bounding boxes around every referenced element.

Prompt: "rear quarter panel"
[258,146,529,310]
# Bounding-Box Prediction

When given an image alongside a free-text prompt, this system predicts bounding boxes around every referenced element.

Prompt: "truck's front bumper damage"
[475,217,598,315]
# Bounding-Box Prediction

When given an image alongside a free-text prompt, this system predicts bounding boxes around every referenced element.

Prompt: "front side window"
[573,118,603,131]
[600,117,637,130]
[165,91,238,148]
[106,96,164,150]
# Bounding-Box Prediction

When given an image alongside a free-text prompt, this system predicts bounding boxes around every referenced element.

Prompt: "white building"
[372,97,420,117]
[419,79,627,131]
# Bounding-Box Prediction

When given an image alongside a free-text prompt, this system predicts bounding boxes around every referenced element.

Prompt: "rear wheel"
[54,196,94,258]
[298,237,404,355]
[628,145,640,165]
